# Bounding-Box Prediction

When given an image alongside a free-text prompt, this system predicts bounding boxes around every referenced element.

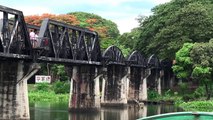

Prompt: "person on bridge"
[29,29,38,48]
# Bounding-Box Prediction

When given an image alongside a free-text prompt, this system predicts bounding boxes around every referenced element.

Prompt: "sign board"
[35,75,51,83]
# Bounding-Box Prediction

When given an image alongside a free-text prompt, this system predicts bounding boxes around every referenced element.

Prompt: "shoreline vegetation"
[146,88,213,112]
[28,91,69,103]
[179,101,213,112]
[28,83,213,112]
[28,82,70,103]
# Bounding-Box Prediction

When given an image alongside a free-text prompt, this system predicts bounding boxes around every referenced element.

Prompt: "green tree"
[50,64,69,82]
[172,43,194,79]
[135,0,213,59]
[190,41,213,100]
[173,41,213,100]
[117,28,140,51]
[68,12,120,39]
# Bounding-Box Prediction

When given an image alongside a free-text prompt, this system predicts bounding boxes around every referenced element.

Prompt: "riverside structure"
[0,5,173,119]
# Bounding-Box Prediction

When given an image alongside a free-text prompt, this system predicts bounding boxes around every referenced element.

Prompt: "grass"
[28,91,69,103]
[179,100,213,112]
[28,84,70,103]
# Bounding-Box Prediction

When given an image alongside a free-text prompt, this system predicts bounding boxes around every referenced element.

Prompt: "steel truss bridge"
[0,5,163,68]
[0,5,173,120]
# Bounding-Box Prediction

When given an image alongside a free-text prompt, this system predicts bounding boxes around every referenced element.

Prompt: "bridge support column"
[69,66,101,112]
[94,69,101,108]
[101,68,106,103]
[101,65,128,107]
[120,71,129,105]
[139,69,150,101]
[156,70,163,95]
[69,66,79,111]
[126,67,131,101]
[157,70,163,95]
[0,61,40,120]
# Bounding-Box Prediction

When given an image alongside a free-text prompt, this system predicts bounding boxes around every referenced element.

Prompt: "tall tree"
[190,40,213,100]
[172,43,194,79]
[69,12,119,39]
[25,13,79,26]
[135,0,213,59]
[173,40,213,100]
[117,28,140,52]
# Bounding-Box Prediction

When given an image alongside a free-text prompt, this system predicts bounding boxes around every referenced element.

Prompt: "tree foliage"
[173,41,213,100]
[190,41,213,100]
[50,64,69,81]
[135,0,213,59]
[117,28,140,52]
[172,43,194,79]
[69,12,119,39]
[25,13,79,26]
[25,12,119,41]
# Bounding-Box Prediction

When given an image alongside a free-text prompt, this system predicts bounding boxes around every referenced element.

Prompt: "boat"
[137,112,213,120]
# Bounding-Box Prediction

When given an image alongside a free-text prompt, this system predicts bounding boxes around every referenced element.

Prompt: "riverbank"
[179,100,213,112]
[29,91,69,103]
[28,82,70,103]
[27,83,213,112]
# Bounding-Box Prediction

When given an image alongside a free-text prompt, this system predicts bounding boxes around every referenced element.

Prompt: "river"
[29,102,183,120]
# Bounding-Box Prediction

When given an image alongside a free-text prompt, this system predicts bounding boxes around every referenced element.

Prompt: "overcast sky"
[0,0,170,34]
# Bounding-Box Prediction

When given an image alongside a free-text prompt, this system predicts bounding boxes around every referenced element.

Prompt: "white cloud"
[96,9,151,34]
[52,0,170,6]
[150,0,171,5]
[72,0,171,6]
[0,0,171,34]
[16,6,53,16]
[112,12,150,34]
[50,0,143,6]
[114,18,139,34]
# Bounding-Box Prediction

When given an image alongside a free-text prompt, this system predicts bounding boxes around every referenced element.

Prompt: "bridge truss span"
[36,18,102,65]
[0,5,32,60]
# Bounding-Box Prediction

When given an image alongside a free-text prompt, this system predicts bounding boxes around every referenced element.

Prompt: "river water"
[29,102,183,120]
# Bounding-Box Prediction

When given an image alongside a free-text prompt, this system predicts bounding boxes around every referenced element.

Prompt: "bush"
[182,94,195,102]
[193,86,205,98]
[164,89,173,97]
[179,100,213,112]
[148,90,160,100]
[28,91,69,103]
[35,83,50,92]
[178,82,188,95]
[52,81,70,94]
[174,98,184,106]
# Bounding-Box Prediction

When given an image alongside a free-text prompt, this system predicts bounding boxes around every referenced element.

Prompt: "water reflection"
[30,103,183,120]
[68,112,99,120]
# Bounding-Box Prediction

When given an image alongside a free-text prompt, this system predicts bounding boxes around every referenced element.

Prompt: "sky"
[0,0,170,34]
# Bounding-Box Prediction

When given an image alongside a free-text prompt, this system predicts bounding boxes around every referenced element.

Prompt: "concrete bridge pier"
[157,70,164,95]
[101,65,128,107]
[0,61,40,120]
[139,69,151,101]
[69,66,101,112]
[93,67,101,109]
[128,67,141,102]
[155,70,162,95]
